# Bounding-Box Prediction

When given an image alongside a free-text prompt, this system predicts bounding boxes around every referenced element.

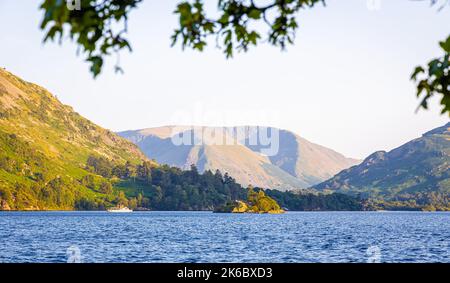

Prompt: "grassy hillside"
[314,123,450,210]
[0,68,147,210]
[0,69,363,211]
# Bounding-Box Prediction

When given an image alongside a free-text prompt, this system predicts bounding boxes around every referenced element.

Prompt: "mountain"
[314,123,450,199]
[118,126,360,190]
[0,69,363,211]
[0,68,147,210]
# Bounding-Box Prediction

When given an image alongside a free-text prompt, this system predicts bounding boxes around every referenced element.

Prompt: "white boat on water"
[107,206,132,213]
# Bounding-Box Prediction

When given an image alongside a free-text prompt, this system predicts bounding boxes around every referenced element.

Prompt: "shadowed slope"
[118,126,359,190]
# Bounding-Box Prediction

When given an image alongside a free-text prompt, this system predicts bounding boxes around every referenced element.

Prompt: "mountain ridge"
[0,68,148,210]
[314,122,450,199]
[0,69,364,212]
[118,126,360,190]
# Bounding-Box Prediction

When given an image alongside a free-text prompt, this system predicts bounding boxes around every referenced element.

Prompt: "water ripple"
[0,211,449,262]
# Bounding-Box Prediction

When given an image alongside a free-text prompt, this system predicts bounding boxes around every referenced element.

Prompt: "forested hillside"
[0,69,362,211]
[82,155,362,211]
[314,123,450,211]
[0,68,146,210]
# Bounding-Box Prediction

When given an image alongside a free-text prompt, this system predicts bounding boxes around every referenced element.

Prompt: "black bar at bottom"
[0,263,448,281]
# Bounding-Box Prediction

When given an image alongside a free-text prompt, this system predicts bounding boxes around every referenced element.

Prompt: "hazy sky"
[0,0,449,159]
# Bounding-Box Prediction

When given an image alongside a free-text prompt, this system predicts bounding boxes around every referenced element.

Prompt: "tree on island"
[215,185,284,213]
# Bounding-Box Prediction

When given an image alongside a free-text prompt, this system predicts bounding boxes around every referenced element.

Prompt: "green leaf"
[439,35,450,53]
[411,66,425,80]
[87,56,103,78]
[248,9,261,20]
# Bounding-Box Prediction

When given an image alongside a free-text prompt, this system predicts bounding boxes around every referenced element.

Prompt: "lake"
[0,211,449,263]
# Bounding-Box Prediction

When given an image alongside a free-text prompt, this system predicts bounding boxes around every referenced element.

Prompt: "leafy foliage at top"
[40,0,142,77]
[411,35,450,116]
[39,0,324,77]
[38,0,449,115]
[171,0,324,57]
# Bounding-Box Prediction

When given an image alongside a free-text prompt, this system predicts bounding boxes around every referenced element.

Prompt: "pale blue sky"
[0,0,449,159]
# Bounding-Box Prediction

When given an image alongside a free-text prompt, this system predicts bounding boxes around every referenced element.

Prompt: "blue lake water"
[0,211,449,263]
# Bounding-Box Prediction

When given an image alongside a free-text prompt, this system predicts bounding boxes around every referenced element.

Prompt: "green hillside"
[314,123,450,210]
[0,69,362,211]
[0,68,147,210]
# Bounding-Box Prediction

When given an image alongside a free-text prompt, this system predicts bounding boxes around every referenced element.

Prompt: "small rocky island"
[214,186,284,214]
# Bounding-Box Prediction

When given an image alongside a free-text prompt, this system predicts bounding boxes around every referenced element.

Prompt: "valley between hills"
[0,69,449,211]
